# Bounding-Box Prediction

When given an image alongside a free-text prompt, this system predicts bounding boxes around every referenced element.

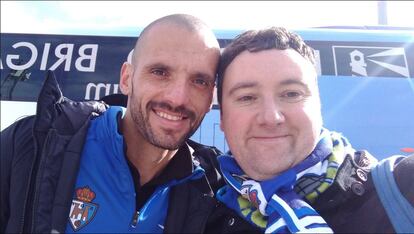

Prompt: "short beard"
[129,87,199,150]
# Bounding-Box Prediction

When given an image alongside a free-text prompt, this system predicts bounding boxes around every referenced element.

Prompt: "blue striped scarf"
[217,129,354,233]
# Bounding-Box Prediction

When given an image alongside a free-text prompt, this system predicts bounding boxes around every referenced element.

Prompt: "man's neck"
[121,117,179,185]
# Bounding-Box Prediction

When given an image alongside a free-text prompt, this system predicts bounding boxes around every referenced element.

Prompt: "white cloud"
[1,1,412,36]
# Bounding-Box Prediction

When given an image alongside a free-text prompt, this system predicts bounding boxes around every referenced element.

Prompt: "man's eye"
[151,68,167,77]
[194,78,208,86]
[280,91,306,102]
[285,91,301,98]
[237,95,255,102]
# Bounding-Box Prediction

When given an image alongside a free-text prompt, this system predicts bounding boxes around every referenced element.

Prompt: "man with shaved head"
[1,14,228,233]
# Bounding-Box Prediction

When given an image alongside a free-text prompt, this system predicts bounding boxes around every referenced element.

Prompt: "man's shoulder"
[1,115,35,134]
[394,154,414,174]
[392,154,414,206]
[1,115,36,155]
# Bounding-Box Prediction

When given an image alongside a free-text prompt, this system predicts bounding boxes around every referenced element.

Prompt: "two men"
[2,13,412,233]
[216,27,414,233]
[1,14,224,233]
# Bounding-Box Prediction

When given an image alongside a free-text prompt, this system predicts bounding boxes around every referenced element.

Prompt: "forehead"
[134,23,219,72]
[138,23,218,56]
[223,49,317,89]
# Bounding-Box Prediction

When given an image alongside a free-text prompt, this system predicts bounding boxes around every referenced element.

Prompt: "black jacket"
[1,71,109,233]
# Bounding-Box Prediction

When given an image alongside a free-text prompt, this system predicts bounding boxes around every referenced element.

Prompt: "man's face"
[220,49,323,181]
[121,23,219,150]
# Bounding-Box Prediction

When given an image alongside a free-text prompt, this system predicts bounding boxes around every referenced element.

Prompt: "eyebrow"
[144,62,171,71]
[145,62,214,82]
[279,79,311,93]
[227,78,311,96]
[194,72,215,83]
[227,81,258,96]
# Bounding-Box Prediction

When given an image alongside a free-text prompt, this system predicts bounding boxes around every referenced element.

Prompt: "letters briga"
[1,41,98,72]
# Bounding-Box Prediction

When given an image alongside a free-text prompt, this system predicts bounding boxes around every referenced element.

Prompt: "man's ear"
[120,62,132,95]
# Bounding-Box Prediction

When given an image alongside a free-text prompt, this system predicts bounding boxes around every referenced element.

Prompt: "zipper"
[19,128,44,233]
[20,130,55,233]
[33,131,56,232]
[130,210,140,228]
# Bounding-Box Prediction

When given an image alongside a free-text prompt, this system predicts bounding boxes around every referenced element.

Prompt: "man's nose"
[163,78,191,107]
[257,98,285,126]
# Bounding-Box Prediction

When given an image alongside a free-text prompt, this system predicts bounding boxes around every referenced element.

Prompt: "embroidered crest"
[68,186,99,231]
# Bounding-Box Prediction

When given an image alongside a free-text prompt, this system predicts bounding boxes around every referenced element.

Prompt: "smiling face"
[120,22,220,150]
[220,49,323,181]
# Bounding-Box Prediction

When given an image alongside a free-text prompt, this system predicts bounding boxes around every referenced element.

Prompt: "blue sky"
[1,1,413,36]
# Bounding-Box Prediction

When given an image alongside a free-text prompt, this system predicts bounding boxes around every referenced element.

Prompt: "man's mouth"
[148,101,195,123]
[250,134,290,142]
[255,135,288,139]
[155,110,186,121]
